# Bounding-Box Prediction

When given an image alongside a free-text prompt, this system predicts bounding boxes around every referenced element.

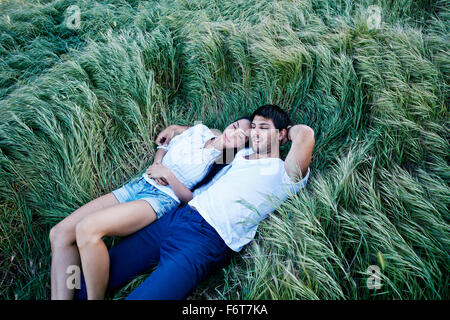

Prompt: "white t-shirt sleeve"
[196,123,220,143]
[165,125,195,151]
[282,166,310,193]
[165,133,181,151]
[193,123,209,135]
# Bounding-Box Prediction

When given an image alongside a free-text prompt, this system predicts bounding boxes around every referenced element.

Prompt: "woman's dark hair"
[191,116,251,192]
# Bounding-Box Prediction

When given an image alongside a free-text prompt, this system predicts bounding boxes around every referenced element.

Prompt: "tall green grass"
[0,0,448,299]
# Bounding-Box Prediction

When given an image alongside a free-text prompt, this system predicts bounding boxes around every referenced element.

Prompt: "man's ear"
[279,128,289,145]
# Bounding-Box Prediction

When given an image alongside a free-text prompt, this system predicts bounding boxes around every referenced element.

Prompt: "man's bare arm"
[284,125,315,182]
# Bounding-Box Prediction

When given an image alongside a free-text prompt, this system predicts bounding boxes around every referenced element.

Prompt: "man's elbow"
[293,125,315,145]
[291,126,314,178]
[305,126,315,142]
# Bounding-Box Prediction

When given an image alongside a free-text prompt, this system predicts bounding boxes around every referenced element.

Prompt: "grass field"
[0,0,448,299]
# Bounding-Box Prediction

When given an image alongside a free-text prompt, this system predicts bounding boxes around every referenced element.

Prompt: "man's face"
[250,115,280,154]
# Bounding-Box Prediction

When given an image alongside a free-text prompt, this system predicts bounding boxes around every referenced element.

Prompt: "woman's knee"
[75,217,103,249]
[49,223,75,250]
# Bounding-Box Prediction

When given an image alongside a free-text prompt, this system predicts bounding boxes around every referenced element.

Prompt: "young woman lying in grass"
[49,117,251,300]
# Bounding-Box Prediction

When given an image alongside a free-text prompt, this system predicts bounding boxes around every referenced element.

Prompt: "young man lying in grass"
[74,104,315,300]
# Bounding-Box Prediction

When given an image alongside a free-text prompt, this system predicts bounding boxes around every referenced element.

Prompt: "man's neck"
[246,149,280,160]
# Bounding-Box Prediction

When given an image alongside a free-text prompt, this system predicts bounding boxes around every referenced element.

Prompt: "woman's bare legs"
[75,200,157,300]
[49,192,119,300]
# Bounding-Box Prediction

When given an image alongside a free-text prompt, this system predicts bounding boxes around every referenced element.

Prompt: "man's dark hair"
[191,115,251,192]
[251,104,291,130]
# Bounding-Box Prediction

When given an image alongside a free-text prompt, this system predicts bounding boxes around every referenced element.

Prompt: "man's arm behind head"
[284,125,315,182]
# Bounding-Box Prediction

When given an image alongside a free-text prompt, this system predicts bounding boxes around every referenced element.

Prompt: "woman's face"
[221,118,251,149]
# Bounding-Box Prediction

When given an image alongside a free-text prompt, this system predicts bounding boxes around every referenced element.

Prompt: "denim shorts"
[112,176,180,219]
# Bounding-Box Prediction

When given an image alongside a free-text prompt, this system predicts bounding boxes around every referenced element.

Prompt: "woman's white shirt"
[142,124,222,202]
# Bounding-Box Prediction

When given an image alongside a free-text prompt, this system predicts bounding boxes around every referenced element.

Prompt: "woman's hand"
[146,164,173,186]
[156,126,176,147]
[156,125,191,146]
[154,177,168,186]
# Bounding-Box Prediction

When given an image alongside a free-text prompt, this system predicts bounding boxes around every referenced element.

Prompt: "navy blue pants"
[74,204,232,300]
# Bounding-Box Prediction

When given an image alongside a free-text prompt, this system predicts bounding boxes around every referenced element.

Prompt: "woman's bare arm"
[165,171,194,203]
[146,164,193,203]
[153,148,167,165]
[150,124,190,185]
[156,125,191,146]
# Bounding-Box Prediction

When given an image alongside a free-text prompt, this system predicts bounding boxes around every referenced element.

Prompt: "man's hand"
[280,125,292,145]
